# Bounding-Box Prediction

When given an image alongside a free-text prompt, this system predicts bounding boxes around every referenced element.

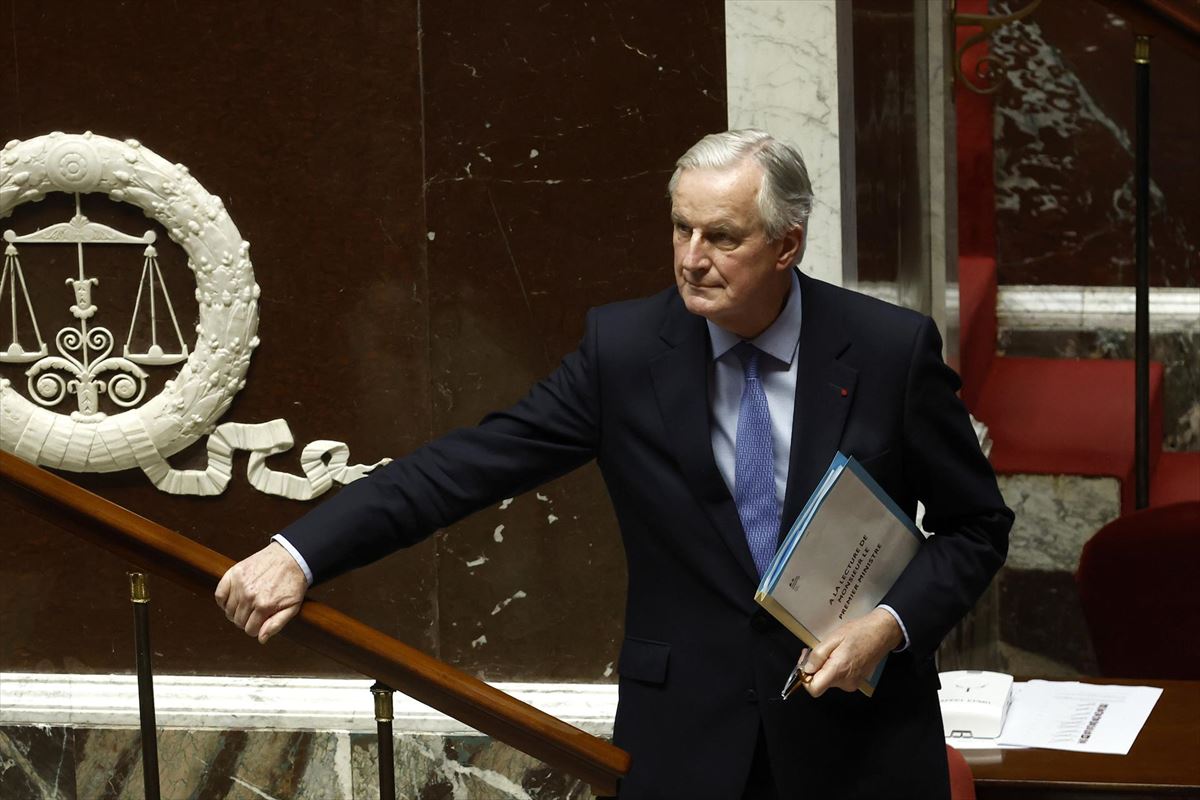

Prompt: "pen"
[781,647,814,700]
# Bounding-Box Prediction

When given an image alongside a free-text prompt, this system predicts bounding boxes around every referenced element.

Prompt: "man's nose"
[681,232,709,269]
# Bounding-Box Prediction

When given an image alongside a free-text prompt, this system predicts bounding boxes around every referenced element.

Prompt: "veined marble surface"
[0,725,596,800]
[998,474,1121,572]
[0,726,352,800]
[726,0,844,286]
[993,474,1116,678]
[990,0,1198,287]
[997,286,1200,333]
[0,676,615,796]
[856,282,1199,333]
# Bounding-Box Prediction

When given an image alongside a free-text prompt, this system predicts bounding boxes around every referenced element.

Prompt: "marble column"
[725,0,852,288]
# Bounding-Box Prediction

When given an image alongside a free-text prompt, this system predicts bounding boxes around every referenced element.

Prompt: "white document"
[995,680,1162,755]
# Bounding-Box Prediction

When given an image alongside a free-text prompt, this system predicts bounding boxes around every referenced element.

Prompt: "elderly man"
[218,130,1011,798]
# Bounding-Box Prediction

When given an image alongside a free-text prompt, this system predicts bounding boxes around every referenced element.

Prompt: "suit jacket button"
[750,611,772,632]
[745,689,758,703]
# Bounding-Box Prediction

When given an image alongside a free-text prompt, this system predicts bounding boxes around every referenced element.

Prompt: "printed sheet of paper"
[996,681,1162,755]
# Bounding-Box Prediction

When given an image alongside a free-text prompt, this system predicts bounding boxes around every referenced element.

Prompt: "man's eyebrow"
[670,213,741,232]
[706,219,746,236]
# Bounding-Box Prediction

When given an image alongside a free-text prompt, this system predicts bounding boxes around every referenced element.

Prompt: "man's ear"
[775,225,805,270]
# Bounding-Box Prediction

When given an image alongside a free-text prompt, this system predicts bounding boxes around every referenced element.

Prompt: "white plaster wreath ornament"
[0,131,386,498]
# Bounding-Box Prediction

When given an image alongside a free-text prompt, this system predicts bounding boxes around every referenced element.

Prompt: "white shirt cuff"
[877,604,910,652]
[271,534,314,587]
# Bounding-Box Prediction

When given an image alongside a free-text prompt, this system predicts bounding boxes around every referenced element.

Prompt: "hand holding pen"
[781,647,816,700]
[780,609,905,698]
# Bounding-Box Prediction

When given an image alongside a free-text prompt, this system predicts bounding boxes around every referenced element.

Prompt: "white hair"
[668,129,815,254]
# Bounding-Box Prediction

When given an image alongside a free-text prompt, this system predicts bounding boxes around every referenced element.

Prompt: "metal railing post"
[1133,34,1151,510]
[372,682,396,800]
[128,572,161,800]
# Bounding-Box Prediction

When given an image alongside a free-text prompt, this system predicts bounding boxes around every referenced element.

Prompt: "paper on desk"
[944,737,1025,751]
[996,680,1162,755]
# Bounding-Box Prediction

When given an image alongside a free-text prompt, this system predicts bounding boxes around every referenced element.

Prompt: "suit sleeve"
[278,310,603,585]
[880,316,1012,661]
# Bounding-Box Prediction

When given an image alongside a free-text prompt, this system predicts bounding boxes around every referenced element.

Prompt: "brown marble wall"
[991,0,1199,287]
[0,0,725,681]
[1,0,430,679]
[419,1,725,680]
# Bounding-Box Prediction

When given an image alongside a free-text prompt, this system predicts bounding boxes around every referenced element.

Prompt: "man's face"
[671,160,801,338]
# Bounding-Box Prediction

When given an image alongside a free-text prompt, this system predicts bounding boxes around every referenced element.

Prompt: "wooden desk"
[965,679,1200,799]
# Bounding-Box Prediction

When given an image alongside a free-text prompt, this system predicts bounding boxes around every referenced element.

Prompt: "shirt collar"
[707,270,803,365]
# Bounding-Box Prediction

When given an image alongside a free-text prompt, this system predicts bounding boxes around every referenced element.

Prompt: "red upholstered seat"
[1076,502,1200,680]
[1151,451,1200,507]
[946,744,977,800]
[974,356,1165,513]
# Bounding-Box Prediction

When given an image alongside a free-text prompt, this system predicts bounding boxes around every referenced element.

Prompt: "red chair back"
[946,744,977,800]
[1076,502,1200,680]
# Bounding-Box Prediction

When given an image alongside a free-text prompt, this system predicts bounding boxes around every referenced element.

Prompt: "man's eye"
[674,222,692,235]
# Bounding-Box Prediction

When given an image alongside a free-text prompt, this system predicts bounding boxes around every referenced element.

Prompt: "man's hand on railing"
[215,542,308,644]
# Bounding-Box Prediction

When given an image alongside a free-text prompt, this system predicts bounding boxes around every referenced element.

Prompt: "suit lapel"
[649,298,761,584]
[780,274,858,532]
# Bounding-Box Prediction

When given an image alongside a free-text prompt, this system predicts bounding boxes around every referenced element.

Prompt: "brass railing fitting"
[371,682,395,723]
[128,572,150,604]
[1135,35,1151,64]
[953,0,1044,95]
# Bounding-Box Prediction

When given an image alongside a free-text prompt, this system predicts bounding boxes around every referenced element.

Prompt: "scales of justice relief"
[0,131,387,498]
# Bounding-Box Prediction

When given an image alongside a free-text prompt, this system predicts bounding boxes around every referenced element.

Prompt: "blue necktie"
[733,342,781,576]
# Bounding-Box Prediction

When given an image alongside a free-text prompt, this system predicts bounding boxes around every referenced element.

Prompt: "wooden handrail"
[1092,0,1200,60]
[0,450,629,795]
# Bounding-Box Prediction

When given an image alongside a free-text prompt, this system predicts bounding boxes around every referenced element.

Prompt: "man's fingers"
[214,570,231,606]
[808,665,856,697]
[233,599,253,630]
[802,617,896,698]
[258,603,302,644]
[215,543,308,641]
[803,639,844,698]
[802,645,829,674]
[243,606,270,639]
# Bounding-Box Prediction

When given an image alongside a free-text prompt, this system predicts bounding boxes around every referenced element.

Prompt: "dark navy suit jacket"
[282,271,1012,799]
